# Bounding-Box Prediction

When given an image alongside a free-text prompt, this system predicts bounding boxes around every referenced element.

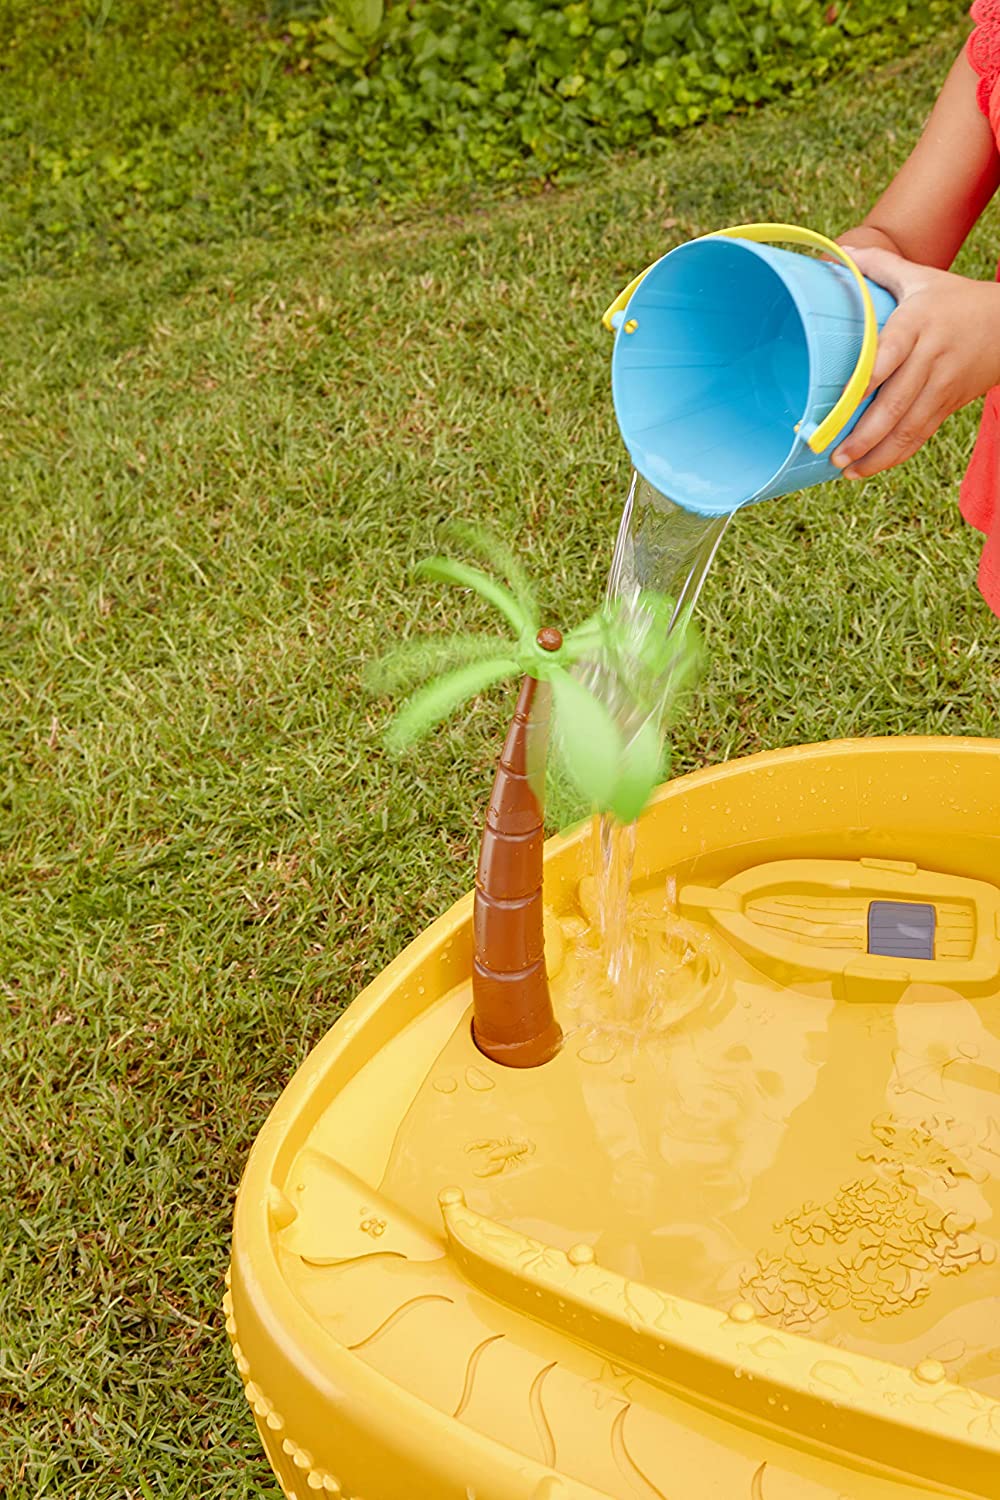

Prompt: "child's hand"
[831,246,1000,479]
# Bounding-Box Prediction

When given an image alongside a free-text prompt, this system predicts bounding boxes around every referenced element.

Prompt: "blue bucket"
[605,224,897,518]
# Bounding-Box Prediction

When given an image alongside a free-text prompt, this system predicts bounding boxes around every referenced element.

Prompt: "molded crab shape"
[365,525,703,1067]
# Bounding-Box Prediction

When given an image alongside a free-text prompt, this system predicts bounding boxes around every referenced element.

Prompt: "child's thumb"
[844,244,915,301]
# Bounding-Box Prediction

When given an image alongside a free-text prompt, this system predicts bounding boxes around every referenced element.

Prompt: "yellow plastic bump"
[601,264,657,333]
[602,222,877,455]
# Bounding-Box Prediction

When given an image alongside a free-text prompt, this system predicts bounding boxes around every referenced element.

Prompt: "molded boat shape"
[679,858,1000,1001]
[228,738,1000,1500]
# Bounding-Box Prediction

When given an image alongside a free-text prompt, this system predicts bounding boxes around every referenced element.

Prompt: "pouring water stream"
[586,470,730,1023]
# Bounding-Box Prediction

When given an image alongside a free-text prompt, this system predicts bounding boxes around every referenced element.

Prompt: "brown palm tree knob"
[536,627,563,652]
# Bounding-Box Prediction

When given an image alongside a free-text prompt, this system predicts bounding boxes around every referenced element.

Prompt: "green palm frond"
[385,655,520,753]
[609,718,666,825]
[549,594,703,823]
[441,520,537,626]
[415,557,534,638]
[541,744,593,832]
[559,615,608,659]
[600,591,705,724]
[550,670,624,811]
[371,535,707,827]
[363,633,513,697]
[524,680,552,810]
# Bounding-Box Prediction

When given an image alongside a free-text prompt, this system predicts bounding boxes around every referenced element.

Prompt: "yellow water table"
[227,736,1000,1500]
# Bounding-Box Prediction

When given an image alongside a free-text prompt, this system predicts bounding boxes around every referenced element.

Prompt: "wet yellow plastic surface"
[228,738,1000,1500]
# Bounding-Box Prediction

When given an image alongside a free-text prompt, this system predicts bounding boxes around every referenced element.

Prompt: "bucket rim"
[611,234,826,515]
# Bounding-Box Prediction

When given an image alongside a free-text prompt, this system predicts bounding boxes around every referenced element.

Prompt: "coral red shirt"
[962,1,1000,614]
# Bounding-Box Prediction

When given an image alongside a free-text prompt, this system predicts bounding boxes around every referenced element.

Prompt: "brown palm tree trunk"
[472,675,562,1067]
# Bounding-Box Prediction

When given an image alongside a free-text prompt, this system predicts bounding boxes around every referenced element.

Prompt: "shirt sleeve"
[968,1,1000,117]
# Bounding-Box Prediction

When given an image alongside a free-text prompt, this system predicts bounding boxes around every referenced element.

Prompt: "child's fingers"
[831,342,927,470]
[831,314,918,471]
[841,390,950,478]
[865,309,920,395]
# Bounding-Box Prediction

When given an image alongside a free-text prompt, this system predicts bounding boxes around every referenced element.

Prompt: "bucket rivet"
[624,319,638,334]
[567,1242,595,1266]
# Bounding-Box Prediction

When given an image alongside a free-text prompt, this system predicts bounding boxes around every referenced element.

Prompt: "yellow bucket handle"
[601,222,878,456]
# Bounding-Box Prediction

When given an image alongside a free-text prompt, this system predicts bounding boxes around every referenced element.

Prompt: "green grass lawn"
[0,0,966,276]
[2,25,999,1499]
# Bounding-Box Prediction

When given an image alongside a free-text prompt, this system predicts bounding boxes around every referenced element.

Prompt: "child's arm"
[840,50,1000,269]
[831,48,1000,479]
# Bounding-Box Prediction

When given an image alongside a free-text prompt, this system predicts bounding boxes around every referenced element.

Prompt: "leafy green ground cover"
[0,0,965,274]
[2,20,999,1500]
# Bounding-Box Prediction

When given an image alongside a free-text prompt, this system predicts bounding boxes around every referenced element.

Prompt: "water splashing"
[584,470,730,1020]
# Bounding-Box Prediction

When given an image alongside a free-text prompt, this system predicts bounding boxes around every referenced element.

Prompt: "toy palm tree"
[367,527,700,1069]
